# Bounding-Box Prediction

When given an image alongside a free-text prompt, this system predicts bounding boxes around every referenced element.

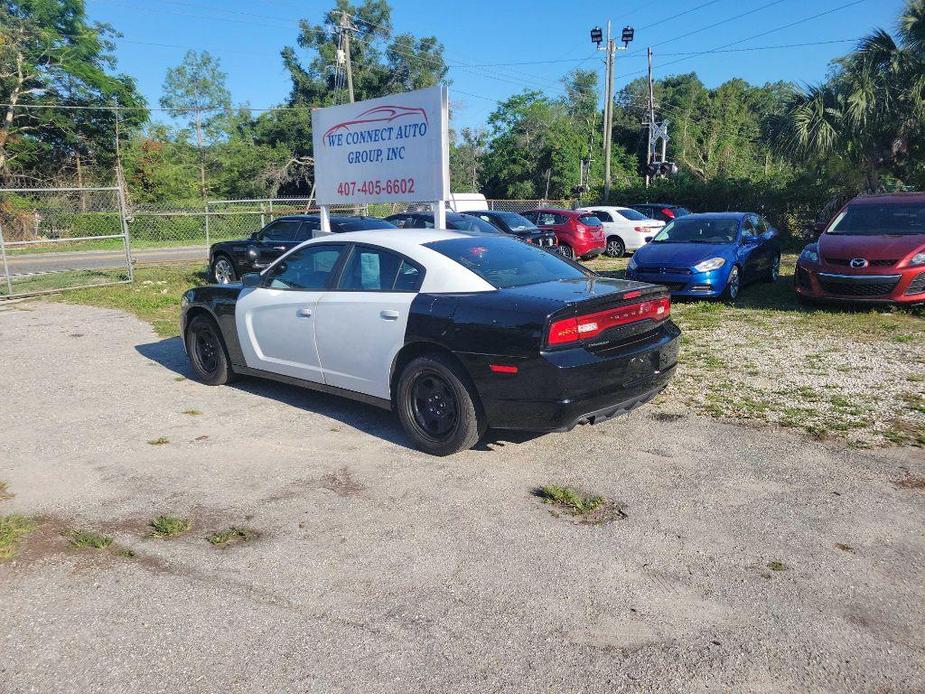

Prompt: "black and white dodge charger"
[181,230,680,455]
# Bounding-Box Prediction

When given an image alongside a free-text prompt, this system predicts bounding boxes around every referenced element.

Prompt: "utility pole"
[334,11,357,103]
[591,23,633,201]
[646,47,655,188]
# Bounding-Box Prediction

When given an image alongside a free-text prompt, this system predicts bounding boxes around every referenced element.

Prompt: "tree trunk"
[195,109,207,199]
[0,50,27,175]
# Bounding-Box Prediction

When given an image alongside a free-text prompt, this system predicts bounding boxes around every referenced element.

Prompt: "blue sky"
[86,0,905,131]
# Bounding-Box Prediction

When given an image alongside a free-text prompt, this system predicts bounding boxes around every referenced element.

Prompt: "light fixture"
[590,26,603,46]
[621,26,635,47]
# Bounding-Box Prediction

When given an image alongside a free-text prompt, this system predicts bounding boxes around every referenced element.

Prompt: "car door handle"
[380,310,400,321]
[297,307,312,318]
[272,245,287,251]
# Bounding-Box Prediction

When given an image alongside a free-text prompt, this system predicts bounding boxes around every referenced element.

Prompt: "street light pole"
[603,21,614,202]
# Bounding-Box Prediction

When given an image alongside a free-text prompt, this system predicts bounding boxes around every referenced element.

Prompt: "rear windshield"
[426,236,590,288]
[828,203,925,235]
[577,214,603,227]
[675,208,692,217]
[492,211,536,231]
[447,214,500,234]
[652,217,738,244]
[333,218,396,232]
[617,209,648,221]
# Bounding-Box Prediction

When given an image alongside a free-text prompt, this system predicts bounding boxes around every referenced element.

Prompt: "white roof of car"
[286,228,498,294]
[576,205,635,212]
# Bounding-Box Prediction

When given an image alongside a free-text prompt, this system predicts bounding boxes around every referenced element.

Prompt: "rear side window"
[335,218,396,232]
[261,220,301,242]
[675,208,691,217]
[338,246,418,291]
[591,210,613,222]
[617,209,648,221]
[426,236,590,288]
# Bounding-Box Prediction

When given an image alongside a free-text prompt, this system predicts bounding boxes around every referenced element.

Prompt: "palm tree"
[780,0,925,191]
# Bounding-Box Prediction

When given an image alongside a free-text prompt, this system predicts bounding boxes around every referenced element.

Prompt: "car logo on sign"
[849,257,869,268]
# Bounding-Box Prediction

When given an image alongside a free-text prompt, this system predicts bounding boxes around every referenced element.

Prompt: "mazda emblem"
[849,257,869,269]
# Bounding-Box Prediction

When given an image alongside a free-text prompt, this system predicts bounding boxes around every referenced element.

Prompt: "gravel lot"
[1,301,924,693]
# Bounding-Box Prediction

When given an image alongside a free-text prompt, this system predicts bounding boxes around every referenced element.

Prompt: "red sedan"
[795,193,925,304]
[522,208,606,261]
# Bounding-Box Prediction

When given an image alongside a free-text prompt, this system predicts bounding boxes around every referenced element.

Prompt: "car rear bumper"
[459,322,681,431]
[625,267,728,297]
[794,264,925,304]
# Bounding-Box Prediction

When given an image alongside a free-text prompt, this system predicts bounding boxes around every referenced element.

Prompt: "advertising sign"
[311,85,450,206]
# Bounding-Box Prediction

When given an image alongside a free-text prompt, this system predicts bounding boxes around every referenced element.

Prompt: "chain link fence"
[0,187,132,298]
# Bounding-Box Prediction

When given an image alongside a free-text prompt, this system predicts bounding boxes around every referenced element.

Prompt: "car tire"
[211,254,237,284]
[558,244,574,260]
[764,254,781,282]
[605,236,625,258]
[185,314,236,386]
[722,265,741,301]
[396,353,485,456]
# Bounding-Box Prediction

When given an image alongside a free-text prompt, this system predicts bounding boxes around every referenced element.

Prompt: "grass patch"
[0,481,11,501]
[149,515,191,538]
[208,526,255,546]
[65,528,112,549]
[46,263,208,337]
[534,485,605,515]
[0,515,37,559]
[147,436,169,446]
[181,409,202,416]
[767,560,789,571]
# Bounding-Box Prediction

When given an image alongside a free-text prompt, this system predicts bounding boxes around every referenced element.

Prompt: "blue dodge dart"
[625,212,781,299]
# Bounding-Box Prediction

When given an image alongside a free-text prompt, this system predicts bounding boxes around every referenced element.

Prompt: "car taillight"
[661,208,676,219]
[547,296,670,346]
[633,226,649,232]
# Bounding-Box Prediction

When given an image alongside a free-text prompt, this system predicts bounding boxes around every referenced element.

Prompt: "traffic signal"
[644,161,679,178]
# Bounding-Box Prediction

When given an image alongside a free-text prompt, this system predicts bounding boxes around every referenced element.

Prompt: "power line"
[621,0,871,79]
[637,0,726,31]
[648,0,791,49]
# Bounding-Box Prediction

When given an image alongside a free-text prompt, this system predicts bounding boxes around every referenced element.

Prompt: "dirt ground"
[1,301,924,693]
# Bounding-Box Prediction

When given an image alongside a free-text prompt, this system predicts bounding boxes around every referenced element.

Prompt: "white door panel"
[314,292,414,399]
[236,287,326,382]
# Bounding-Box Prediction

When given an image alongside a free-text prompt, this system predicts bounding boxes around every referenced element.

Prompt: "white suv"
[576,206,665,257]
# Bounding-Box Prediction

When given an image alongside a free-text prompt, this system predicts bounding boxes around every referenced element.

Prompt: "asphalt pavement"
[2,246,207,276]
[0,301,923,693]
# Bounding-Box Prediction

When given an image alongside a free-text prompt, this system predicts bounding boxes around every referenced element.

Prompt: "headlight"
[800,244,819,264]
[908,251,925,267]
[693,257,725,272]
[627,256,638,271]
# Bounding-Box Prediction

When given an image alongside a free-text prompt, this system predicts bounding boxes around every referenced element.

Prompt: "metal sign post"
[320,205,331,233]
[432,201,446,229]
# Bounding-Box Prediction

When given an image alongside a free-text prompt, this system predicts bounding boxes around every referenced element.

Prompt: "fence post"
[116,185,134,283]
[269,198,273,222]
[0,222,13,297]
[260,203,265,228]
[205,201,210,248]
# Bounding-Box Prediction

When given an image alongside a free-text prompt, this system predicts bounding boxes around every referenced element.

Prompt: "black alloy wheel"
[186,315,235,385]
[396,354,485,456]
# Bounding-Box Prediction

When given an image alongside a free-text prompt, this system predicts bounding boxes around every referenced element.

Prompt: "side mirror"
[241,273,261,288]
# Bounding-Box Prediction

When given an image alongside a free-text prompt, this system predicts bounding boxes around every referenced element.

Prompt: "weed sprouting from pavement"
[0,481,11,500]
[0,515,37,559]
[208,527,255,546]
[150,515,191,538]
[147,437,169,446]
[535,485,605,515]
[174,376,186,381]
[181,409,202,416]
[767,560,789,571]
[65,528,112,549]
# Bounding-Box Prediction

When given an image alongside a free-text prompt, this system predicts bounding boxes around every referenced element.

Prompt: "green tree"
[450,127,485,192]
[159,50,231,197]
[0,0,146,183]
[778,0,925,190]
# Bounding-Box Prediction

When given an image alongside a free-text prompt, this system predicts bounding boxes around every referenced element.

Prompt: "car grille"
[656,281,687,291]
[824,256,897,267]
[636,266,692,276]
[906,271,925,295]
[817,273,900,297]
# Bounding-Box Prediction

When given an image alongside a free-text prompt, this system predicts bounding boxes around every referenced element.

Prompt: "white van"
[447,193,488,213]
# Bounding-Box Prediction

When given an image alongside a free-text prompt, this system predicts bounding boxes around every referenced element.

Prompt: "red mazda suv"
[522,208,606,261]
[795,192,925,304]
